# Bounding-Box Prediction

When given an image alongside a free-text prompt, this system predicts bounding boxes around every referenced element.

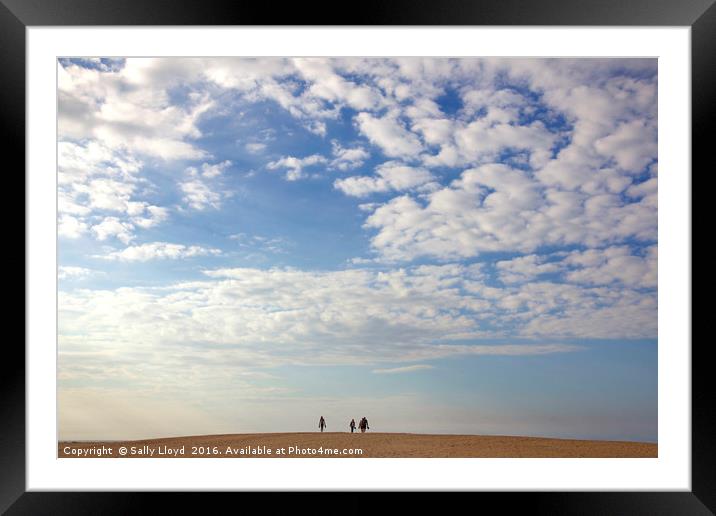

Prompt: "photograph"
[56,56,659,459]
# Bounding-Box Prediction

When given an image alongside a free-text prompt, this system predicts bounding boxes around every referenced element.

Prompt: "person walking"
[359,416,369,433]
[319,416,326,432]
[349,418,356,433]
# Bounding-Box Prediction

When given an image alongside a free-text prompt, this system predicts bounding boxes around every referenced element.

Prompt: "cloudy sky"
[57,57,657,442]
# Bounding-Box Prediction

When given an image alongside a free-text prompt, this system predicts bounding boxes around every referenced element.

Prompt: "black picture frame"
[4,0,708,513]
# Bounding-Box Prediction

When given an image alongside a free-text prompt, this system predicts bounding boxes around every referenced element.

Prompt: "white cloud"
[59,264,655,382]
[516,282,656,339]
[594,120,657,173]
[58,140,141,186]
[348,256,381,265]
[267,154,327,181]
[59,258,651,438]
[58,215,89,239]
[90,217,135,244]
[56,58,658,441]
[180,178,222,210]
[411,118,453,147]
[340,59,657,263]
[413,95,557,169]
[58,190,92,217]
[57,58,657,275]
[294,58,385,111]
[199,160,232,178]
[563,245,657,288]
[450,119,555,169]
[495,245,657,289]
[355,112,423,158]
[496,254,562,284]
[59,266,98,280]
[329,141,370,171]
[100,242,222,262]
[304,120,327,136]
[59,60,212,160]
[245,142,267,154]
[201,57,295,90]
[179,162,230,210]
[58,141,142,220]
[626,177,657,200]
[335,161,435,197]
[74,178,136,212]
[363,163,656,262]
[132,205,170,229]
[58,139,172,243]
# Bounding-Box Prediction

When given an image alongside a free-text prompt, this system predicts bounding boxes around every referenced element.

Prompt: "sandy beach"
[59,432,657,458]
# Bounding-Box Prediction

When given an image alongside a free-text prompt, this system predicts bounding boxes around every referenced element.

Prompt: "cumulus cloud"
[56,57,658,440]
[198,160,232,178]
[363,163,656,261]
[57,260,649,441]
[329,141,370,171]
[59,264,655,377]
[99,242,222,262]
[59,266,99,280]
[57,139,173,244]
[267,154,327,181]
[132,205,170,229]
[74,178,136,212]
[59,59,212,160]
[58,59,657,255]
[318,58,659,264]
[563,245,657,288]
[416,115,557,170]
[594,120,657,173]
[179,179,222,210]
[179,161,232,210]
[90,217,135,244]
[335,161,436,197]
[355,112,423,158]
[58,215,89,239]
[293,58,385,111]
[495,245,657,289]
[58,140,141,186]
[496,254,562,284]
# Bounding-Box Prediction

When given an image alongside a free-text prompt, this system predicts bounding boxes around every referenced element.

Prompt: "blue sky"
[57,58,657,441]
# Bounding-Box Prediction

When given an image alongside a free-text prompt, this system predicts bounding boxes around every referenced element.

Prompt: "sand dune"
[59,432,657,458]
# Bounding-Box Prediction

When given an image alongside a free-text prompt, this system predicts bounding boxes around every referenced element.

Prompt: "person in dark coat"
[359,417,369,433]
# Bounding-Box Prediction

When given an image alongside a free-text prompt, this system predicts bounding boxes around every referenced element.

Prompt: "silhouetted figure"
[359,416,369,433]
[350,418,356,433]
[319,416,326,432]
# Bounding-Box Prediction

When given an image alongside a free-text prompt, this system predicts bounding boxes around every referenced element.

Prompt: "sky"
[57,57,657,442]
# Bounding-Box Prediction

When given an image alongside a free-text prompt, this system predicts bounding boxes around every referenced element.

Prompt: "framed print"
[5,0,709,513]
